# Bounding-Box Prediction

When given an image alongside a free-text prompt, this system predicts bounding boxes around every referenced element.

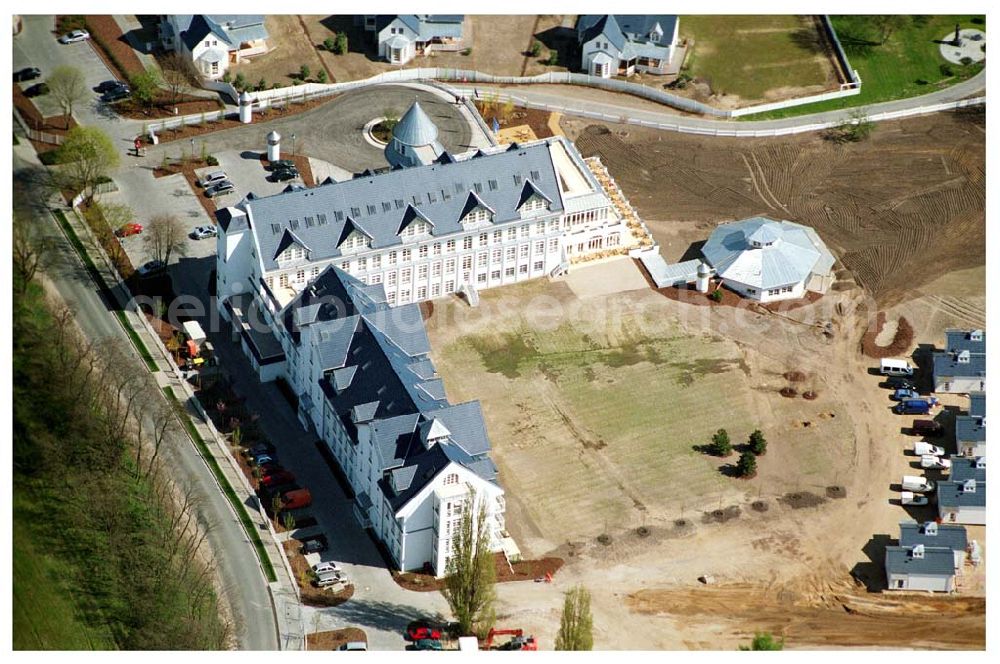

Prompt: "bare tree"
[13,214,52,294]
[160,52,196,106]
[144,214,188,265]
[47,65,89,128]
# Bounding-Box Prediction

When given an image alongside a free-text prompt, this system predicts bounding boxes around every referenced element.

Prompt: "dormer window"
[340,231,371,251]
[280,246,305,262]
[402,220,430,239]
[464,207,492,225]
[520,196,547,214]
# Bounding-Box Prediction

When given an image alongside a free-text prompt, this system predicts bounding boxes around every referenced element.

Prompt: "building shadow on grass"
[851,533,892,592]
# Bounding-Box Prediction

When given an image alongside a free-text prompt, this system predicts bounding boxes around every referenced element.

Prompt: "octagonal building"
[701,217,835,302]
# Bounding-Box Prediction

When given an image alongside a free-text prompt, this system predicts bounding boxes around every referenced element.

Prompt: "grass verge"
[740,15,985,119]
[163,386,278,583]
[52,209,158,371]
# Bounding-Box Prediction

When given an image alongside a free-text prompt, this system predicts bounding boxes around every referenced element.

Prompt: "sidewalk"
[55,191,306,651]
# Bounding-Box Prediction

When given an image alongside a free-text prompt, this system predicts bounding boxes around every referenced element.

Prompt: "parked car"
[920,455,951,470]
[261,469,295,488]
[891,388,920,401]
[136,260,166,277]
[912,419,944,436]
[407,623,443,641]
[312,561,341,575]
[901,475,936,493]
[412,639,443,651]
[300,536,328,555]
[24,82,49,97]
[314,571,346,588]
[101,87,130,103]
[95,79,127,93]
[190,225,218,240]
[252,453,277,467]
[883,376,916,390]
[196,170,228,188]
[280,488,312,510]
[894,399,936,415]
[58,29,91,44]
[205,180,235,198]
[914,442,946,457]
[337,642,367,651]
[14,67,42,82]
[115,222,143,238]
[880,358,914,376]
[270,168,299,182]
[900,491,929,506]
[269,159,295,171]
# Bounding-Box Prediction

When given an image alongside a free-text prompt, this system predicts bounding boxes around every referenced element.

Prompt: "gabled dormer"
[337,216,373,254]
[459,191,495,228]
[516,179,552,216]
[397,204,434,240]
[273,228,311,263]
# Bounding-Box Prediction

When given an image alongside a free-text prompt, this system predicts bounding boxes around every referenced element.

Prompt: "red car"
[407,623,442,641]
[115,222,143,238]
[261,469,295,488]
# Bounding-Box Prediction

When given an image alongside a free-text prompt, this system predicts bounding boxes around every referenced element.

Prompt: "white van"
[901,475,936,493]
[314,570,346,588]
[880,358,914,376]
[338,642,367,651]
[197,170,228,188]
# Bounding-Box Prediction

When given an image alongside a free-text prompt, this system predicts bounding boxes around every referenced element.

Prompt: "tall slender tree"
[443,487,497,636]
[555,585,594,651]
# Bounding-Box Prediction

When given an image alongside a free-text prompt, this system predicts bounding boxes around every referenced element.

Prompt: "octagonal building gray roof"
[701,217,835,290]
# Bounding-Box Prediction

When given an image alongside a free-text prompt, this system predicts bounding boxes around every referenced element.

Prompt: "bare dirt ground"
[424,108,984,650]
[300,15,574,83]
[563,108,986,308]
[229,15,328,88]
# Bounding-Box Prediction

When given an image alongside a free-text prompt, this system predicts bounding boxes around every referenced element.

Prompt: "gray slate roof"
[898,521,968,552]
[885,545,956,577]
[281,266,498,511]
[378,15,464,41]
[577,15,678,58]
[937,480,986,508]
[969,392,985,417]
[945,329,986,355]
[392,101,439,146]
[231,141,565,272]
[175,15,267,51]
[701,217,835,290]
[950,457,986,483]
[956,414,986,444]
[933,350,986,380]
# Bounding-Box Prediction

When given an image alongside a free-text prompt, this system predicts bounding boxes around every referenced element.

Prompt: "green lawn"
[440,313,757,540]
[679,15,836,101]
[14,506,116,649]
[741,15,985,119]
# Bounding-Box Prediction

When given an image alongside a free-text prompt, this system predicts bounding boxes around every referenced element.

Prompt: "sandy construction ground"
[424,109,984,650]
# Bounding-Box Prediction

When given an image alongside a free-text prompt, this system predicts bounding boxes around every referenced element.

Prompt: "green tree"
[831,109,875,143]
[129,69,162,108]
[47,65,88,128]
[711,428,732,456]
[736,451,757,478]
[299,64,311,81]
[546,50,559,66]
[748,429,767,456]
[323,36,336,52]
[555,585,593,651]
[443,488,497,636]
[530,41,542,57]
[233,72,247,92]
[740,632,783,650]
[334,33,348,55]
[56,126,120,198]
[316,69,328,84]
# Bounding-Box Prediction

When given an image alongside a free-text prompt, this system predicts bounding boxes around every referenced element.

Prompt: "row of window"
[384,261,547,304]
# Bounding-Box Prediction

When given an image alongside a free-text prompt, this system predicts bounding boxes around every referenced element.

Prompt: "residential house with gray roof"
[884,543,957,592]
[157,15,269,79]
[937,478,986,525]
[576,15,680,77]
[363,15,465,65]
[898,521,968,574]
[258,264,506,576]
[949,456,986,484]
[932,329,986,394]
[956,392,986,457]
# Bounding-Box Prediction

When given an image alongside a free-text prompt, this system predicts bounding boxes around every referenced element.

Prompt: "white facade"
[939,503,986,526]
[158,15,269,80]
[215,142,625,312]
[886,570,956,592]
[379,19,418,64]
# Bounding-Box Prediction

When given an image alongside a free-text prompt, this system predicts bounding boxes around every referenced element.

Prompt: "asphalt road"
[13,146,280,651]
